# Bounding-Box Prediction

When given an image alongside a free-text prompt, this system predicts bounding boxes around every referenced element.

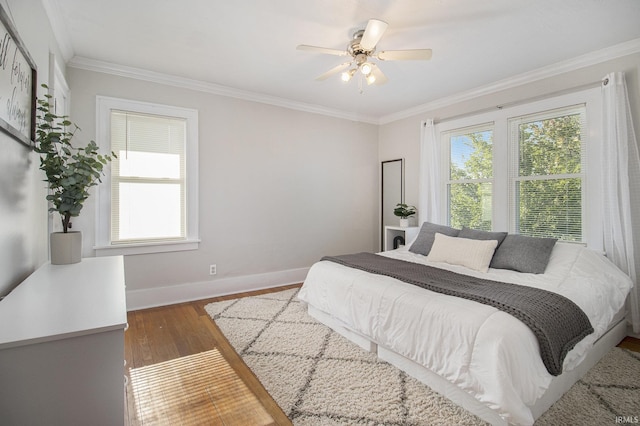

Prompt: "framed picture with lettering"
[0,4,37,147]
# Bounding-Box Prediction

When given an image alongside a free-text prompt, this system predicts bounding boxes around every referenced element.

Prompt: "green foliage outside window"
[447,111,583,241]
[449,131,493,231]
[516,114,583,241]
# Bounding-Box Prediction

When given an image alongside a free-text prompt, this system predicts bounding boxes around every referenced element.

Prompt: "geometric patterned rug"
[205,288,640,425]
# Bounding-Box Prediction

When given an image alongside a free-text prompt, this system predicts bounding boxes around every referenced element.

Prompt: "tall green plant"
[34,84,115,233]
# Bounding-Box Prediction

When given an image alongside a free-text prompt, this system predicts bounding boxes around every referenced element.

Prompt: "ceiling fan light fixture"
[341,68,356,82]
[298,18,431,87]
[360,62,373,76]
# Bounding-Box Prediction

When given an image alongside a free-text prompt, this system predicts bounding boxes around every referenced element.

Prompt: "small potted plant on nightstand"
[34,84,115,264]
[393,203,417,228]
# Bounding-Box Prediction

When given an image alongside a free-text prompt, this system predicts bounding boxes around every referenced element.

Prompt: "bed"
[297,223,633,425]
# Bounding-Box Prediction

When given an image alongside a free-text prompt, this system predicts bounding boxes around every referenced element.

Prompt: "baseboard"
[126,267,309,311]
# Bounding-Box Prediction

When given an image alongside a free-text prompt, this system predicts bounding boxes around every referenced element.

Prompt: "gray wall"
[67,67,379,292]
[0,0,65,297]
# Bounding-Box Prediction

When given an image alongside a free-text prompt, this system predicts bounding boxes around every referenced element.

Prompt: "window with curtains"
[437,88,599,244]
[95,97,199,255]
[444,124,494,231]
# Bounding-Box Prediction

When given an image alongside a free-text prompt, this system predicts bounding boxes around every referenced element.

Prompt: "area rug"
[205,288,640,425]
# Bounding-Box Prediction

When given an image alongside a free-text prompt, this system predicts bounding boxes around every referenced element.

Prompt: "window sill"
[94,239,200,256]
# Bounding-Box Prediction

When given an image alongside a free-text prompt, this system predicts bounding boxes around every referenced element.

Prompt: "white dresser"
[0,256,127,426]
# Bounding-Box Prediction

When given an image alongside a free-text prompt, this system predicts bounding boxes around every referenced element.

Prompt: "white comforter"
[297,242,633,425]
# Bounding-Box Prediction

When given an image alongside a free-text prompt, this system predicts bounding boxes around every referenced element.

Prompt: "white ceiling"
[47,0,640,122]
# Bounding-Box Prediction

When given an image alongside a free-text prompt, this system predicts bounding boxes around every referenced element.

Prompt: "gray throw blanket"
[321,252,594,376]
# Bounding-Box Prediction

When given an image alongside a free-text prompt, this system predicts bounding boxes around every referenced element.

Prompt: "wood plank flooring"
[125,284,300,426]
[618,335,640,352]
[125,283,640,425]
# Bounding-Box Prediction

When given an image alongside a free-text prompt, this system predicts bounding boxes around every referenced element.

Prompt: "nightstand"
[384,226,419,251]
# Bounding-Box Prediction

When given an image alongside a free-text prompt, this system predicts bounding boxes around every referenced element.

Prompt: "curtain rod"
[432,80,603,125]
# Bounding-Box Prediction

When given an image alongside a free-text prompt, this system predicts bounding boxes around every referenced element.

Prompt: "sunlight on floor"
[128,349,275,425]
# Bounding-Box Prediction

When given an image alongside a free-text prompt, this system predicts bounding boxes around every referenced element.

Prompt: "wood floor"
[125,284,300,425]
[125,284,640,425]
[618,335,640,352]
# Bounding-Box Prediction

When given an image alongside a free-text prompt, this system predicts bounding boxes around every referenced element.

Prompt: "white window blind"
[508,105,586,241]
[110,111,187,244]
[436,88,600,245]
[444,123,494,231]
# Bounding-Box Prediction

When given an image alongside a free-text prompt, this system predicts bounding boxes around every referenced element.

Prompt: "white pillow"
[427,233,498,273]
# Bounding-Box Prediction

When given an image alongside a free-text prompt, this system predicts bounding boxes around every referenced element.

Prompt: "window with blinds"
[445,124,494,231]
[437,89,599,245]
[508,105,586,241]
[110,111,187,244]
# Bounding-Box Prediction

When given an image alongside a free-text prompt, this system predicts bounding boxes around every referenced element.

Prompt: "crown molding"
[379,37,640,125]
[67,56,379,125]
[66,37,640,126]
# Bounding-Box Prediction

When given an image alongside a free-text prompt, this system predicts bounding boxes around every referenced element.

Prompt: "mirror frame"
[381,158,404,250]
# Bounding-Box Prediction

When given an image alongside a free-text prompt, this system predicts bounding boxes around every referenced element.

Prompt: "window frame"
[95,96,200,256]
[508,105,587,241]
[435,87,602,248]
[443,122,495,230]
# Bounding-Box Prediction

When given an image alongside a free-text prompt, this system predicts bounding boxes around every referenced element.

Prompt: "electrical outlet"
[209,264,217,275]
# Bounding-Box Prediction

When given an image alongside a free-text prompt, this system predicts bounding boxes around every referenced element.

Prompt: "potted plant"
[34,84,115,264]
[393,203,417,228]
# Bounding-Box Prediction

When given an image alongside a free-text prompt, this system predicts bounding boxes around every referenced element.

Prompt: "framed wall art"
[0,4,37,147]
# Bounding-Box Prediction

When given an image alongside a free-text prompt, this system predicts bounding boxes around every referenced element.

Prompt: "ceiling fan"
[297,19,432,86]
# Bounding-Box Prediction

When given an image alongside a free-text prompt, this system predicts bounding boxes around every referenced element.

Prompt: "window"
[437,88,601,244]
[509,106,586,241]
[444,124,494,231]
[95,97,199,255]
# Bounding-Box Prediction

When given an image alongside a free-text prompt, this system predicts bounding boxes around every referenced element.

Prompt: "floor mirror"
[381,159,404,251]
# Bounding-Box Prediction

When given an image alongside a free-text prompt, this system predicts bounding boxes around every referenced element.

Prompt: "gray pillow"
[409,222,460,256]
[490,234,558,274]
[458,227,508,249]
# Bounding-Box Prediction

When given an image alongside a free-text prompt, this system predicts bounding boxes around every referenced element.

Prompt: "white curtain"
[601,71,640,333]
[419,119,441,224]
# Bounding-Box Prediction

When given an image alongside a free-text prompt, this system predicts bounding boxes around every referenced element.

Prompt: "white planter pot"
[50,231,82,265]
[399,218,409,228]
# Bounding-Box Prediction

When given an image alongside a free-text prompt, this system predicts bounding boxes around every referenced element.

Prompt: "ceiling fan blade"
[316,62,351,81]
[377,49,433,61]
[297,44,348,57]
[359,19,388,51]
[368,64,388,86]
